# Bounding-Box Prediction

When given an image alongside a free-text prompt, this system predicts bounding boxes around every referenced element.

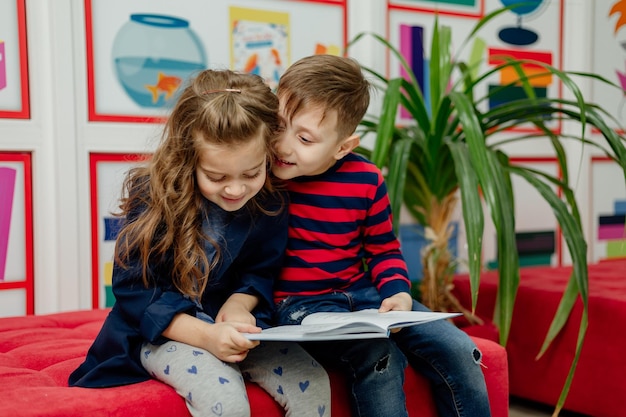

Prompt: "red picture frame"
[0,0,30,119]
[89,153,149,308]
[0,152,34,315]
[84,0,347,123]
[388,0,486,19]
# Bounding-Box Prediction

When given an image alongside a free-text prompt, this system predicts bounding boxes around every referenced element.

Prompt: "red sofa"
[453,259,626,417]
[0,308,509,417]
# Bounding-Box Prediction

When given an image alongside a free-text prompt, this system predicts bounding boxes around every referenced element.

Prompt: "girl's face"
[195,133,267,211]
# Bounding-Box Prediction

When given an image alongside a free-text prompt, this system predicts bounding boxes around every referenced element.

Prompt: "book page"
[302,309,459,330]
[243,309,460,341]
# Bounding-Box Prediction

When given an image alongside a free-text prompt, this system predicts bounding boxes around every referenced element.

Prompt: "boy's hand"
[216,293,258,325]
[379,292,413,312]
[379,292,413,333]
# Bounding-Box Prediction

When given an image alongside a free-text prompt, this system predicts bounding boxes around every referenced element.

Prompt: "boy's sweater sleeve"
[363,174,411,300]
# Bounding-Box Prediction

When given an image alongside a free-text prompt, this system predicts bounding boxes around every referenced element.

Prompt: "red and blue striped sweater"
[274,152,411,302]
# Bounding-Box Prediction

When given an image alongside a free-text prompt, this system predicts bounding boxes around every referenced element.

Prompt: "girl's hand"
[379,292,413,312]
[205,321,261,363]
[161,313,261,363]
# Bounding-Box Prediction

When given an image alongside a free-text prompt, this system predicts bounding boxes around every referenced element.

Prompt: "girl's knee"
[187,398,251,417]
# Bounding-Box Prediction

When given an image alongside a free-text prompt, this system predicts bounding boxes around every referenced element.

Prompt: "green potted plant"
[348,7,626,415]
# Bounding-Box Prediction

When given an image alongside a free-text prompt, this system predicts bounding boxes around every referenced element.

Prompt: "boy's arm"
[363,175,412,300]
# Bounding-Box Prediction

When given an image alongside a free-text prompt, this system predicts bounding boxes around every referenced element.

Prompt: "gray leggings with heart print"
[141,340,330,417]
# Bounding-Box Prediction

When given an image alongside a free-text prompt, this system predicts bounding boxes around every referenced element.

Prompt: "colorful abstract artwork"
[0,0,29,119]
[482,158,560,268]
[387,0,562,130]
[388,0,484,17]
[487,47,552,111]
[0,167,16,282]
[388,0,563,130]
[486,230,556,269]
[591,157,626,261]
[0,152,33,317]
[497,0,547,46]
[230,7,289,90]
[111,14,206,109]
[90,153,147,308]
[592,0,626,130]
[85,0,346,122]
[597,209,626,258]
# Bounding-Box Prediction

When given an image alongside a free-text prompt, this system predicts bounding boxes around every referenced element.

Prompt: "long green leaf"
[350,6,626,413]
[371,77,402,167]
[450,91,519,343]
[387,138,414,233]
[447,141,484,310]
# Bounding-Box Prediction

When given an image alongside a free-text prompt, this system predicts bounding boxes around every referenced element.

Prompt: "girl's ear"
[334,134,360,160]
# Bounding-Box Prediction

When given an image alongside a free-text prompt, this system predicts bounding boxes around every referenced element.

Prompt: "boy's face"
[273,103,358,180]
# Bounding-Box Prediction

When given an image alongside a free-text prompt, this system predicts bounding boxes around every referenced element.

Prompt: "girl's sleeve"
[112,259,196,344]
[111,199,196,346]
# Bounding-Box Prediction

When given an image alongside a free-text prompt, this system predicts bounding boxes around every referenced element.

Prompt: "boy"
[271,54,492,417]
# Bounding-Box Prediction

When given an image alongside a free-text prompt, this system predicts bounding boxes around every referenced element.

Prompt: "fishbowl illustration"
[111,14,207,108]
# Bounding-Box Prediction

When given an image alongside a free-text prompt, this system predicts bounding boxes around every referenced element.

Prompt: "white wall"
[0,0,608,314]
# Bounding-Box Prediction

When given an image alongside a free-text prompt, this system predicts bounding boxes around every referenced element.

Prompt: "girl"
[69,69,330,417]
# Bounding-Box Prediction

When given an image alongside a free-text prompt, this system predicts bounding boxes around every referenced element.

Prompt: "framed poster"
[0,0,30,119]
[0,152,33,317]
[388,0,485,18]
[592,0,626,132]
[589,156,626,262]
[89,153,148,308]
[386,0,563,133]
[85,0,346,123]
[481,157,561,269]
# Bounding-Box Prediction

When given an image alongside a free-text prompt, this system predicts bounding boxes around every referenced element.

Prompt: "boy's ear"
[334,134,361,160]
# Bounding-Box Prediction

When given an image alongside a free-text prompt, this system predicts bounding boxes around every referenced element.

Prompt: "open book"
[244,309,460,341]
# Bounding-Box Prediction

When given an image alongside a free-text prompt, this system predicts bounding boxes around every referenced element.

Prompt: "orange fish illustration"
[270,48,282,66]
[145,72,182,103]
[244,53,259,73]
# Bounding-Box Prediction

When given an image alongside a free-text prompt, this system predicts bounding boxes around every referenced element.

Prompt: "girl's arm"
[162,312,260,363]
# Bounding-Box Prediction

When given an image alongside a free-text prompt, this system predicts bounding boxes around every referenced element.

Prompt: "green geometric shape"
[607,240,626,258]
[519,253,553,267]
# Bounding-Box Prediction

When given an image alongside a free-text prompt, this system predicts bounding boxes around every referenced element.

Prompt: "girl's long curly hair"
[114,69,281,298]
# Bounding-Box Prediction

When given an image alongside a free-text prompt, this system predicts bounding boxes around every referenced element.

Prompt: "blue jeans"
[274,282,491,417]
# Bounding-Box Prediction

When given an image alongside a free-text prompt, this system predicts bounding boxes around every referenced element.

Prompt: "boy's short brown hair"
[277,54,370,139]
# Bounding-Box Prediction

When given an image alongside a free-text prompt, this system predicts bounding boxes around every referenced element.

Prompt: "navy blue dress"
[69,194,288,388]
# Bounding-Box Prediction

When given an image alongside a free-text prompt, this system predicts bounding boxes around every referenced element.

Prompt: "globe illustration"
[498,0,546,46]
[112,14,207,108]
